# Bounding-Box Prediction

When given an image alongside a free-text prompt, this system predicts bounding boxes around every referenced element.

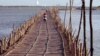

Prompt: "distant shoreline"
[0,6,100,10]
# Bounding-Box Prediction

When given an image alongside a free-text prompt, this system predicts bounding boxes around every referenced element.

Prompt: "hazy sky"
[0,0,100,6]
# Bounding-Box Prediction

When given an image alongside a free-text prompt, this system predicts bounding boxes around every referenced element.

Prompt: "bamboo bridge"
[0,8,85,56]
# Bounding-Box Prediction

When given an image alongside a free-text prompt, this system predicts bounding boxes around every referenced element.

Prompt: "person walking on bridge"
[43,11,47,22]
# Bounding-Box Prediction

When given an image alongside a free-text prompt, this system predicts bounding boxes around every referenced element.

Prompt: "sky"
[0,0,100,6]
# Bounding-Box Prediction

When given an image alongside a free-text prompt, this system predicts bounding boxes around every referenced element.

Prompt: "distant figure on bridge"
[43,11,47,22]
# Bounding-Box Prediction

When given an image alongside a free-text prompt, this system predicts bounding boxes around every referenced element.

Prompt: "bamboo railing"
[0,12,44,55]
[50,8,88,56]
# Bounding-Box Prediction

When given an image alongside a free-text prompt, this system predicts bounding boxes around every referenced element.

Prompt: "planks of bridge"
[5,14,64,56]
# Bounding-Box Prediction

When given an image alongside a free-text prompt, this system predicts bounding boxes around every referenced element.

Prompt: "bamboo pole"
[82,0,87,56]
[76,6,83,42]
[69,0,72,33]
[64,3,68,28]
[75,5,83,56]
[69,0,74,34]
[89,0,94,56]
[2,37,7,52]
[0,40,1,54]
[0,40,3,54]
[80,43,83,56]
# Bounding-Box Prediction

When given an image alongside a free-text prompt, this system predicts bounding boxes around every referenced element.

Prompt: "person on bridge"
[43,11,47,22]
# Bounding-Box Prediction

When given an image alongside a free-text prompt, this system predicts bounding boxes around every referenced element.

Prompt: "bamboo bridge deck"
[0,8,90,56]
[5,12,67,56]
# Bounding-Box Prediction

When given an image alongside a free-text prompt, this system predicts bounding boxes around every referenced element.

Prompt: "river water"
[0,6,41,38]
[0,7,99,56]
